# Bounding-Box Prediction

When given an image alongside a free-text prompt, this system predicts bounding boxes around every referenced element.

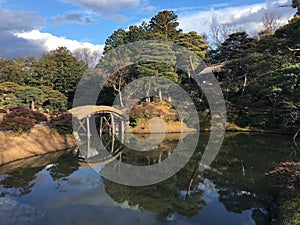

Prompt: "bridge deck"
[69,105,125,120]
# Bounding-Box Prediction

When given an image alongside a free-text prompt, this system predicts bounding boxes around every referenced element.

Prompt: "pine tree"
[149,10,182,41]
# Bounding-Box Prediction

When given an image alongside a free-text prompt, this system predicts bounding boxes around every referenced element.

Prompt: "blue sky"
[0,0,296,60]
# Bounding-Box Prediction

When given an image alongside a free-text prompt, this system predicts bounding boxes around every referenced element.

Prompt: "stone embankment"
[0,126,76,165]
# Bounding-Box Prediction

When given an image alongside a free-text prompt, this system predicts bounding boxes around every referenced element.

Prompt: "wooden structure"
[69,105,126,161]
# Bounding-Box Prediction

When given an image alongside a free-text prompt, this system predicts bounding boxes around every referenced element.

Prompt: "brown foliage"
[50,111,73,134]
[2,106,47,131]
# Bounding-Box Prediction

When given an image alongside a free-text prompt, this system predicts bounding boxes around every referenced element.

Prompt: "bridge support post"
[111,113,115,135]
[86,115,91,159]
[120,120,125,143]
[99,116,103,146]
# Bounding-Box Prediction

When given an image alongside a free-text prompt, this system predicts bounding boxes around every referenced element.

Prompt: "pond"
[0,133,299,225]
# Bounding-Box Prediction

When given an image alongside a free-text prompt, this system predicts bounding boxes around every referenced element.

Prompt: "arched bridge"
[68,105,127,161]
[69,105,125,120]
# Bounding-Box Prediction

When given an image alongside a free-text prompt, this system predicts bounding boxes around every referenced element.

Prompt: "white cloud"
[0,8,102,62]
[16,30,104,66]
[16,30,103,52]
[178,0,296,38]
[0,8,45,58]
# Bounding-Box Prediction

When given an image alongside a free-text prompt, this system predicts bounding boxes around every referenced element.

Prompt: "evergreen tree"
[32,47,87,105]
[149,10,182,41]
[127,22,151,42]
[15,86,45,110]
[40,86,67,111]
[0,59,24,84]
[135,42,178,100]
[103,28,128,54]
[175,31,209,59]
[210,31,256,64]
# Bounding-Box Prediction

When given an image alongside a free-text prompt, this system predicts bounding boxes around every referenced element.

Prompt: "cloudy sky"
[0,0,296,59]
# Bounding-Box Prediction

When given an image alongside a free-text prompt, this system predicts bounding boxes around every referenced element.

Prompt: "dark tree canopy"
[292,0,300,15]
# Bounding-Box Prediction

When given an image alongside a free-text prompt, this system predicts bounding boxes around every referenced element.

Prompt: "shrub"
[129,117,140,127]
[50,111,73,134]
[2,106,47,132]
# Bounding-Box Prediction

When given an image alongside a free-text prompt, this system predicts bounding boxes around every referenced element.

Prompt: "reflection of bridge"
[69,105,182,168]
[69,105,126,161]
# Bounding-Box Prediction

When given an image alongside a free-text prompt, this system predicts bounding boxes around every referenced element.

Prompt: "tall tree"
[149,10,182,41]
[175,31,209,59]
[0,59,24,84]
[135,42,178,100]
[103,28,128,54]
[32,47,87,105]
[127,22,151,42]
[212,32,255,62]
[40,86,67,111]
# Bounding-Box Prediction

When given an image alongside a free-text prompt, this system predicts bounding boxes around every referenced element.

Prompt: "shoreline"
[0,123,297,166]
[0,126,76,165]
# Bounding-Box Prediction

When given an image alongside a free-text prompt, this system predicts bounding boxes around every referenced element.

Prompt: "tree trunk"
[146,83,151,102]
[242,75,247,96]
[30,100,35,110]
[118,91,124,108]
[158,88,162,101]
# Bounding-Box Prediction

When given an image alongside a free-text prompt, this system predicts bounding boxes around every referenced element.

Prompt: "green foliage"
[135,42,178,82]
[127,22,151,42]
[266,162,300,225]
[211,31,256,63]
[40,86,67,112]
[149,10,182,41]
[15,86,45,110]
[129,117,140,127]
[103,28,128,54]
[100,10,208,105]
[0,82,67,112]
[277,193,300,225]
[0,82,23,109]
[0,59,24,84]
[0,47,86,109]
[208,17,300,132]
[30,47,87,104]
[175,31,209,59]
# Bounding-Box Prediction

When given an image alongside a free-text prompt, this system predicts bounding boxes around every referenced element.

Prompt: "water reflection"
[0,166,44,197]
[0,150,79,197]
[0,133,299,225]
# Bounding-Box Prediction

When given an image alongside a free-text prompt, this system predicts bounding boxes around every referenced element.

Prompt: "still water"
[0,133,299,225]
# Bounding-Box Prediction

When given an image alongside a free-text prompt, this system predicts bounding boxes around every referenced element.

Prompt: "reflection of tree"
[203,133,300,224]
[103,173,206,221]
[102,133,299,223]
[47,152,80,191]
[103,138,208,221]
[0,167,44,197]
[173,191,206,218]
